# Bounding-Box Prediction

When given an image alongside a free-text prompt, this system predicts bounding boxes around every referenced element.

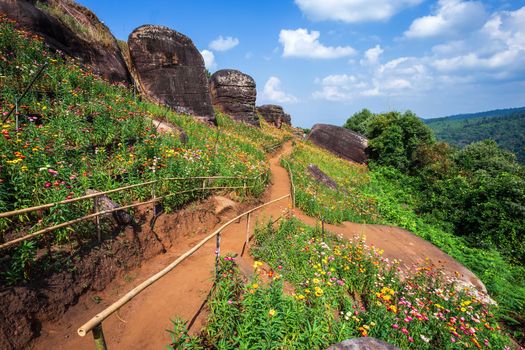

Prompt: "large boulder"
[0,0,131,83]
[128,25,215,124]
[210,69,258,126]
[257,104,291,128]
[326,338,399,350]
[308,124,368,164]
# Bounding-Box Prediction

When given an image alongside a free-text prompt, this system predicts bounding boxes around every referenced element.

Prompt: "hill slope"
[425,109,525,163]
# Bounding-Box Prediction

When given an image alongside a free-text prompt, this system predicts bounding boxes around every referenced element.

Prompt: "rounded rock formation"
[128,25,215,124]
[210,69,259,126]
[257,104,291,128]
[0,0,131,83]
[308,124,368,164]
[326,338,400,350]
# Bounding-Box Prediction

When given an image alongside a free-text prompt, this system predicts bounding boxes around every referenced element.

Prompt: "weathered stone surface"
[128,25,215,124]
[307,164,341,191]
[0,0,131,83]
[326,338,400,350]
[210,69,259,126]
[257,104,291,128]
[308,124,368,164]
[86,189,132,225]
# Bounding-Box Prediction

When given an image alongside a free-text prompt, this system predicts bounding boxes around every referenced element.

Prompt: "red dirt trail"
[34,142,485,349]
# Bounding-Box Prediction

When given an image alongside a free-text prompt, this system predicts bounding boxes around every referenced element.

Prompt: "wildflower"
[251,283,259,290]
[401,328,409,335]
[21,165,28,172]
[450,337,456,343]
[44,182,51,188]
[253,261,263,270]
[295,294,305,301]
[408,336,414,343]
[392,324,399,329]
[268,309,276,317]
[314,286,323,297]
[227,300,233,305]
[48,168,58,176]
[420,335,430,343]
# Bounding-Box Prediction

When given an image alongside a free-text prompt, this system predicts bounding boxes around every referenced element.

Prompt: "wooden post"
[245,213,251,246]
[215,231,221,277]
[93,197,101,243]
[92,323,108,350]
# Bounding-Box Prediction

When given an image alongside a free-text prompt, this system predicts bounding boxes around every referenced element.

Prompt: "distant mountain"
[424,107,525,164]
[426,106,525,123]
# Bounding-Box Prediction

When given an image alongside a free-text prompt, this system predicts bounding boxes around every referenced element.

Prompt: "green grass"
[0,18,289,283]
[168,218,512,349]
[284,140,525,341]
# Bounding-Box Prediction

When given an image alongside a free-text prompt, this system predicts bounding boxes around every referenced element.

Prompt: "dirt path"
[34,141,485,349]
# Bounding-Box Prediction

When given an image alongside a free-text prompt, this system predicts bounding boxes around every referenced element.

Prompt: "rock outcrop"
[128,25,215,124]
[326,338,400,350]
[210,69,259,126]
[307,164,342,191]
[0,0,131,83]
[307,124,368,164]
[257,104,291,128]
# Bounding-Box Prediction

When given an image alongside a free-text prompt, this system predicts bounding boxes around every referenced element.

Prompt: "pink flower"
[450,337,456,343]
[404,316,413,323]
[44,182,51,188]
[337,280,345,286]
[278,265,283,270]
[408,336,414,343]
[401,328,409,335]
[392,324,399,329]
[48,168,58,176]
[227,300,233,305]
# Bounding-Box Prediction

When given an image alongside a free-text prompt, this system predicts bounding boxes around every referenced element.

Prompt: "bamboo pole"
[77,194,290,337]
[0,185,255,250]
[0,175,262,219]
[92,324,108,350]
[94,198,101,243]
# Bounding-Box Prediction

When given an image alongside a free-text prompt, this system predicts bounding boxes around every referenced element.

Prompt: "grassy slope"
[283,140,525,340]
[0,18,290,280]
[425,113,525,164]
[170,218,511,349]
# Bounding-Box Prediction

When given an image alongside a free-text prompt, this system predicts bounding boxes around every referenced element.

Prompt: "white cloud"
[361,45,384,65]
[313,57,430,101]
[430,6,525,76]
[279,28,356,59]
[294,0,422,23]
[405,0,486,38]
[209,36,239,52]
[200,50,216,70]
[262,77,297,103]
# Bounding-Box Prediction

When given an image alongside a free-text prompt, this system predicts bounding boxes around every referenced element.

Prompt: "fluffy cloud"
[430,6,525,77]
[262,77,297,103]
[279,28,356,59]
[294,0,422,23]
[200,50,216,70]
[405,0,486,38]
[361,45,384,65]
[313,57,430,101]
[209,36,239,52]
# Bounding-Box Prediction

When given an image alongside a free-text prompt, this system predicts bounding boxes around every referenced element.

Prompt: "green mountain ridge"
[424,109,525,164]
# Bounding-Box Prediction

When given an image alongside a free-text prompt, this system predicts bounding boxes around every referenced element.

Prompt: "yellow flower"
[460,307,466,312]
[268,309,276,317]
[253,261,263,269]
[313,278,320,284]
[21,166,28,172]
[314,286,323,297]
[251,283,259,290]
[295,294,305,300]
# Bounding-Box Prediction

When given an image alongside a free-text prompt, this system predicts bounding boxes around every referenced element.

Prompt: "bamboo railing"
[77,194,291,349]
[0,174,265,250]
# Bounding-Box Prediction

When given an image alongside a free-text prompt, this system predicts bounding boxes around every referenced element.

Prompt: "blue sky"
[78,0,525,127]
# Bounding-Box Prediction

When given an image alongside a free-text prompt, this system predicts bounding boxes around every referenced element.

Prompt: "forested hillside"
[425,108,525,164]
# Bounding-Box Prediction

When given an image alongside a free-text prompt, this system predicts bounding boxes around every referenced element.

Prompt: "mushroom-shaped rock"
[128,25,215,124]
[257,104,291,128]
[326,338,400,350]
[210,69,259,126]
[308,124,368,164]
[0,0,131,83]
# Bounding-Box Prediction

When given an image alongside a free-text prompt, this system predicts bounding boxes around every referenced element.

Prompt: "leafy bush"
[170,218,513,349]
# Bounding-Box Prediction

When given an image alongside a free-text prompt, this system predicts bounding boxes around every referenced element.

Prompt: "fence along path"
[0,174,265,250]
[32,142,294,350]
